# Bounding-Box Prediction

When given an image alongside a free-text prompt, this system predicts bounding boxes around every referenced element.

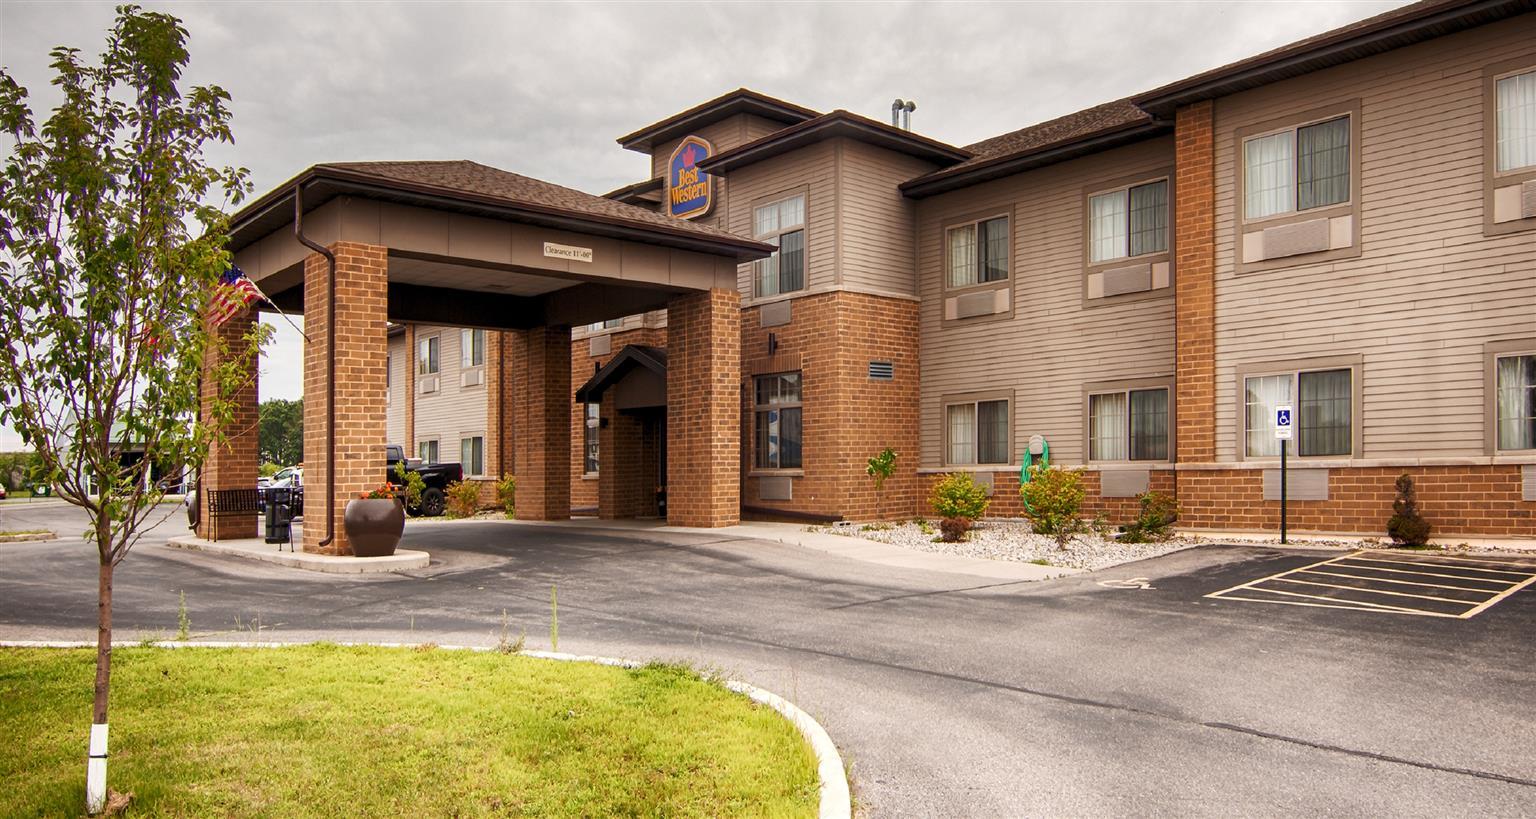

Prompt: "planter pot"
[344,498,405,557]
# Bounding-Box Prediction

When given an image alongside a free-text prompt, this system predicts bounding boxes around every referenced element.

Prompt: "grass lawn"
[0,645,819,817]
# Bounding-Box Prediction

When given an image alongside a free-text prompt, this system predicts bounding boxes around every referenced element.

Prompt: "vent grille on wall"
[868,361,894,381]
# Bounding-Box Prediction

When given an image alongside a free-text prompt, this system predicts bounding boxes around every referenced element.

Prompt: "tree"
[0,7,258,813]
[258,397,303,466]
[1387,473,1431,547]
[865,446,896,520]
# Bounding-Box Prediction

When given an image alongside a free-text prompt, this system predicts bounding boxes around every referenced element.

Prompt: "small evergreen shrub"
[929,473,990,542]
[445,479,481,519]
[1121,491,1180,543]
[1386,473,1431,547]
[1021,465,1086,547]
[496,475,517,518]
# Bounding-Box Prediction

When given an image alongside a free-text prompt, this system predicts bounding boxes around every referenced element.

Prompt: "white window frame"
[460,435,484,477]
[1087,178,1169,264]
[1492,348,1536,454]
[944,214,1010,290]
[417,334,440,376]
[418,439,439,464]
[460,328,485,369]
[1241,113,1352,222]
[1494,66,1536,175]
[752,193,807,298]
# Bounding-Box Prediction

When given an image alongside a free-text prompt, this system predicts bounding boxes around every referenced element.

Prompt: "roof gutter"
[899,119,1171,199]
[291,184,338,552]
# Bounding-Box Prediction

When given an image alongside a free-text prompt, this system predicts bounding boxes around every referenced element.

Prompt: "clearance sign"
[667,135,713,219]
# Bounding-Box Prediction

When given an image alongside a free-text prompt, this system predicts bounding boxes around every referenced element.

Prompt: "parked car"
[0,484,7,500]
[385,445,463,517]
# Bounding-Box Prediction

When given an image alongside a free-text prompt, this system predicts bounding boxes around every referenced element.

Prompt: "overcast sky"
[0,0,1408,449]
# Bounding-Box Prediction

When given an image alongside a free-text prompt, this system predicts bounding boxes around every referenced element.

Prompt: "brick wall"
[667,289,741,527]
[951,469,1176,525]
[740,291,922,522]
[1174,100,1216,464]
[301,242,389,554]
[510,326,571,520]
[569,325,668,512]
[197,307,259,541]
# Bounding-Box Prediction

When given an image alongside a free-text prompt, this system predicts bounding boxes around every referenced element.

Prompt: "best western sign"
[666,135,713,220]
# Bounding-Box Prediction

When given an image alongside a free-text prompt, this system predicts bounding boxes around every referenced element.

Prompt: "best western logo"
[667,136,713,220]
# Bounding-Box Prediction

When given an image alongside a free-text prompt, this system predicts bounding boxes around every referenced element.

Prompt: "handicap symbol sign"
[1274,405,1293,440]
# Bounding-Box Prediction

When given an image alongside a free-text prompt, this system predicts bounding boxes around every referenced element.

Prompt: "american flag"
[209,265,264,327]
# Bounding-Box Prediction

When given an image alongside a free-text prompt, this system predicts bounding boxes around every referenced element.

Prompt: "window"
[1088,388,1169,461]
[460,436,484,477]
[753,194,805,297]
[1244,368,1352,457]
[418,439,438,464]
[1243,115,1350,219]
[418,335,439,375]
[946,399,1009,465]
[587,319,622,332]
[1496,69,1536,173]
[583,403,600,474]
[946,216,1009,288]
[1496,354,1536,451]
[1089,180,1168,263]
[754,373,802,469]
[461,329,485,368]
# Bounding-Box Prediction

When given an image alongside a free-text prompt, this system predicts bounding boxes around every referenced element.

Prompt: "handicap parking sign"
[1275,405,1293,440]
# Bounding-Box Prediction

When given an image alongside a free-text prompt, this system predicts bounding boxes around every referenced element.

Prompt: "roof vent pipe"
[890,98,917,130]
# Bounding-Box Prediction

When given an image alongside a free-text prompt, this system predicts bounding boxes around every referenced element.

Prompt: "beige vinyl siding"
[725,140,838,298]
[386,333,407,445]
[837,140,936,296]
[648,113,789,181]
[915,137,1177,467]
[1211,16,1536,462]
[412,324,487,463]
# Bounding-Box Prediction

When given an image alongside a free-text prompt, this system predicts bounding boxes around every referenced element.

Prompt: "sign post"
[1275,404,1293,545]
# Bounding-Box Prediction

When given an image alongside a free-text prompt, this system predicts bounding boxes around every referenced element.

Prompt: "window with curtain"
[1090,180,1168,263]
[584,404,600,474]
[1244,374,1292,457]
[418,440,438,464]
[460,436,484,477]
[754,373,802,469]
[418,335,439,375]
[1497,69,1536,173]
[946,399,1008,465]
[753,194,806,297]
[947,217,1009,287]
[1496,354,1536,451]
[1298,369,1351,456]
[1088,388,1169,461]
[461,328,485,368]
[1244,115,1350,219]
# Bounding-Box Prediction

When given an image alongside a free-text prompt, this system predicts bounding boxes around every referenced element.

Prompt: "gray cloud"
[0,0,1406,421]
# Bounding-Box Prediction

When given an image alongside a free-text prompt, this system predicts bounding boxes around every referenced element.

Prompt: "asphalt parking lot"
[2,503,1534,816]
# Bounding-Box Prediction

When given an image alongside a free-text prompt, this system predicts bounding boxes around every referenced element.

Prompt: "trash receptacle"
[265,487,293,546]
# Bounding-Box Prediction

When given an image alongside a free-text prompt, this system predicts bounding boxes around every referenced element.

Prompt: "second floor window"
[418,335,439,375]
[1090,180,1168,263]
[1244,115,1350,220]
[1497,69,1536,173]
[461,328,484,368]
[753,194,805,297]
[947,216,1008,288]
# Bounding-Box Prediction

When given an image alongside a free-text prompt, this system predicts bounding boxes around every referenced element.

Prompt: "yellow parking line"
[1204,552,1363,599]
[1458,572,1536,619]
[1217,585,1454,616]
[1213,595,1457,617]
[1343,556,1533,577]
[1270,577,1479,605]
[1330,561,1521,584]
[1296,569,1513,593]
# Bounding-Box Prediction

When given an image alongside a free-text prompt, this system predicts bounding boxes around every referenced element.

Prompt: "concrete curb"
[0,532,57,543]
[1,639,853,819]
[165,535,429,573]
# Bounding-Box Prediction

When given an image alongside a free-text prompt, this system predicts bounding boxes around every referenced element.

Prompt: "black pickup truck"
[385,444,464,517]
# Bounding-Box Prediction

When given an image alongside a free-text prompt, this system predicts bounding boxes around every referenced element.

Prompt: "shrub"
[1021,465,1085,547]
[1387,473,1431,547]
[1120,491,1180,543]
[929,473,990,542]
[444,480,480,519]
[496,475,517,519]
[866,447,897,518]
[392,461,425,510]
[258,461,282,478]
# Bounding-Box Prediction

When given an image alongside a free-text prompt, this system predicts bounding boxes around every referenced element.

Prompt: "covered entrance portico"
[577,345,669,519]
[208,160,768,553]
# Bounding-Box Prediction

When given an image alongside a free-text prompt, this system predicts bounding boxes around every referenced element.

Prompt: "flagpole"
[243,275,309,343]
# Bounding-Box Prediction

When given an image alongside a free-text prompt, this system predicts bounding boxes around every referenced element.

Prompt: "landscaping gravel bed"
[813,519,1195,571]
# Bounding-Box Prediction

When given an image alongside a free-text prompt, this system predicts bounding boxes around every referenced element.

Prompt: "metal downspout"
[292,185,338,549]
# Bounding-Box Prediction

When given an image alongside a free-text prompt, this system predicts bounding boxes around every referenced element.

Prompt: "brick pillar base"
[302,242,389,554]
[512,326,571,520]
[667,289,740,527]
[197,308,259,541]
[1174,100,1216,465]
[598,396,651,519]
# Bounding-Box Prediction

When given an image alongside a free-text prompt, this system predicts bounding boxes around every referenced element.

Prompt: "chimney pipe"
[891,98,905,127]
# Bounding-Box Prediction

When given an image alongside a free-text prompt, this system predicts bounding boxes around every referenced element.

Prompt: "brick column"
[402,323,416,454]
[196,308,259,541]
[597,395,648,518]
[484,330,508,479]
[667,288,740,527]
[1175,100,1217,464]
[302,241,389,554]
[511,326,571,520]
